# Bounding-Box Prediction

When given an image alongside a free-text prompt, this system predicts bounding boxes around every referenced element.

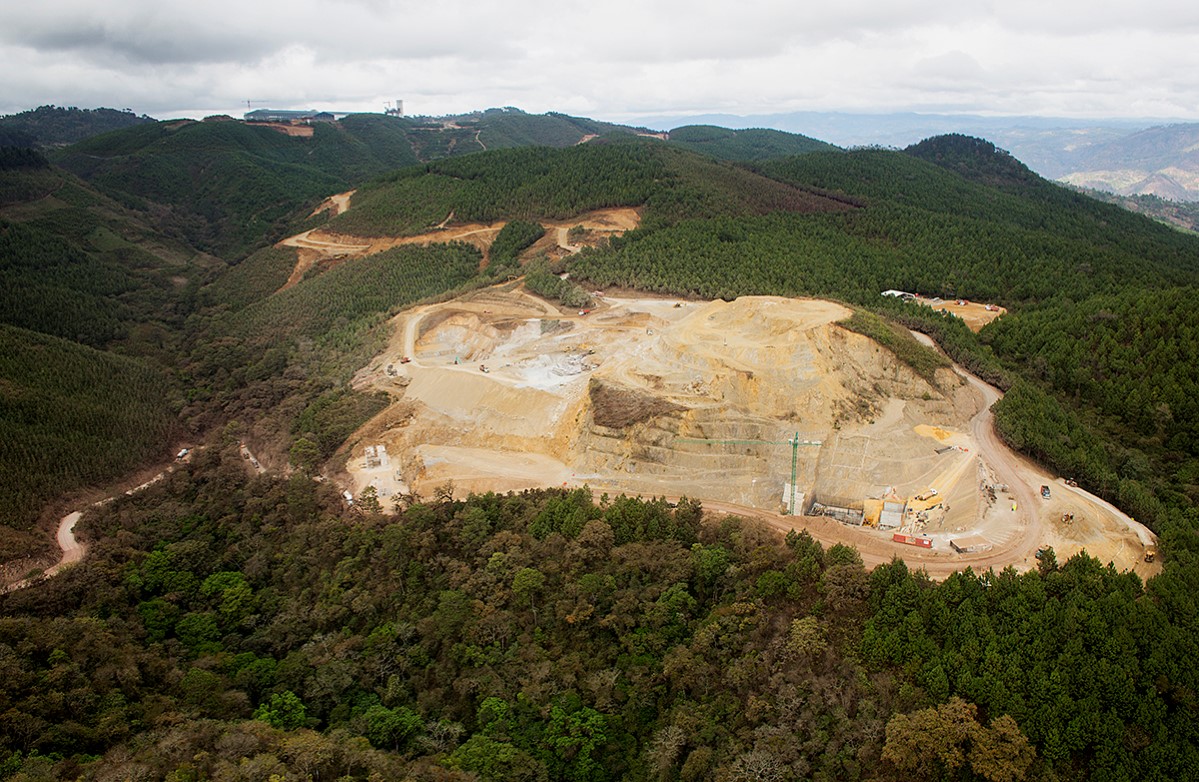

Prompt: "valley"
[3,109,1197,781]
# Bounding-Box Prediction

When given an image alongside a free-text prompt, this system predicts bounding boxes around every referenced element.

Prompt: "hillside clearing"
[277,207,641,290]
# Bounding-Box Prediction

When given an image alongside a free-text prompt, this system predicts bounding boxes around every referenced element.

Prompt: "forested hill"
[1,447,1196,780]
[0,156,222,539]
[666,124,839,161]
[324,141,853,238]
[0,105,154,147]
[904,133,1040,189]
[47,110,666,259]
[53,116,419,258]
[468,108,654,149]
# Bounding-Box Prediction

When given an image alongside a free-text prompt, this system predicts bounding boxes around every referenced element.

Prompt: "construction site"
[341,286,1159,581]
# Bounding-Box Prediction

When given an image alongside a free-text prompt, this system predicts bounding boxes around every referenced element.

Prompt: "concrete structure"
[950,535,993,553]
[781,483,807,516]
[811,494,865,525]
[877,498,901,527]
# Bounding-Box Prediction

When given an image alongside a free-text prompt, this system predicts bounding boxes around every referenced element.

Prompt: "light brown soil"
[340,288,1157,580]
[915,296,1007,332]
[275,207,641,289]
[247,122,315,137]
[309,190,355,218]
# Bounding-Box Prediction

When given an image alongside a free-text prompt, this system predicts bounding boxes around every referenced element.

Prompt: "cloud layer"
[3,0,1197,121]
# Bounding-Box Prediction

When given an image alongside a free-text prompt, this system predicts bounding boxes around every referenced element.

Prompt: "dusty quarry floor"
[343,287,1158,581]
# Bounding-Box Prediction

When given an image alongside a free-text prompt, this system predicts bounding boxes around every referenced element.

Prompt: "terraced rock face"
[340,286,1159,579]
[344,288,975,512]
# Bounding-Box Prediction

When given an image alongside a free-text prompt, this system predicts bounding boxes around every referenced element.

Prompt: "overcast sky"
[2,0,1198,125]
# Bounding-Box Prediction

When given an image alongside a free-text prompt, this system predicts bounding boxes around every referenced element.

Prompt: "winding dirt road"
[2,453,194,594]
[1,511,88,594]
[274,207,641,293]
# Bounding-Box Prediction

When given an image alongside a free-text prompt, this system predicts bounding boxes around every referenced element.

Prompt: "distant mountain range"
[7,104,1199,201]
[629,110,1199,201]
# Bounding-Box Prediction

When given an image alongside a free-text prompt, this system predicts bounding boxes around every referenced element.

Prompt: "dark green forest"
[0,325,176,547]
[3,448,1197,780]
[327,141,849,239]
[0,106,154,147]
[666,125,838,161]
[0,160,217,538]
[2,114,1199,780]
[46,110,657,259]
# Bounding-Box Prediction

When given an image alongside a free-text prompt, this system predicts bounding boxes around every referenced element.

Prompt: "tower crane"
[674,432,822,515]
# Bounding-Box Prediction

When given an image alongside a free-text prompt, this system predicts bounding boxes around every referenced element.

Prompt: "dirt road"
[309,190,355,218]
[557,227,581,254]
[909,330,1156,578]
[274,207,642,290]
[2,452,195,594]
[0,512,87,594]
[240,442,266,474]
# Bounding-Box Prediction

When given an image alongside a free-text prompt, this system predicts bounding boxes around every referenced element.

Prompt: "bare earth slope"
[277,207,640,289]
[344,288,1158,580]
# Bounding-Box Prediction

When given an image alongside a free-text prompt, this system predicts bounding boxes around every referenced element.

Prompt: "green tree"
[513,567,546,624]
[363,704,422,751]
[289,436,321,475]
[253,690,307,730]
[358,485,383,515]
[543,704,608,782]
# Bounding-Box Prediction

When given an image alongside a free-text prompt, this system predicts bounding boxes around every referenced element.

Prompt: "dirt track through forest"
[1,452,198,594]
[275,207,641,291]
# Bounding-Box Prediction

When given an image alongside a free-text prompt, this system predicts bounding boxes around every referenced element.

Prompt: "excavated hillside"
[342,287,1158,580]
[347,288,975,514]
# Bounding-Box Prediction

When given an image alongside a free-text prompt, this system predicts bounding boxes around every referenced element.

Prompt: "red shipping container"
[892,533,933,548]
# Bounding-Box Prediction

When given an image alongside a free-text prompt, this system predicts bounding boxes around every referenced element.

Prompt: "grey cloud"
[1,2,526,67]
[3,0,1199,122]
[911,51,989,87]
[2,7,275,64]
[993,1,1199,36]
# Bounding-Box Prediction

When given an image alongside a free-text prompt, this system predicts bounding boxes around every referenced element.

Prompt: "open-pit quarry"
[343,287,1158,581]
